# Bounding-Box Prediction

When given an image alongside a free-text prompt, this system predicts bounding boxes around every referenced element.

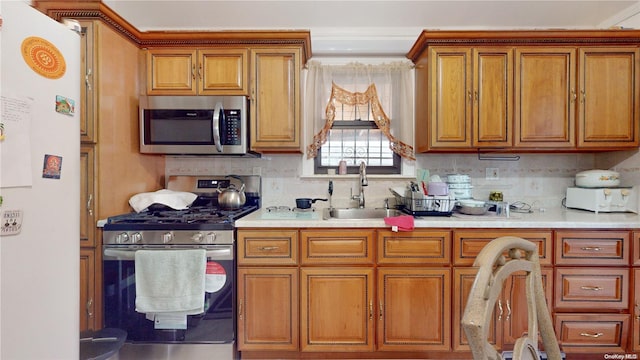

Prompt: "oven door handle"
[104,248,233,261]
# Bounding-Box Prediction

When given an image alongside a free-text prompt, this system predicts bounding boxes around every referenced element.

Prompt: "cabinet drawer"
[377,229,451,265]
[301,229,374,265]
[555,230,630,265]
[453,229,552,265]
[554,268,629,310]
[237,229,298,265]
[554,313,629,353]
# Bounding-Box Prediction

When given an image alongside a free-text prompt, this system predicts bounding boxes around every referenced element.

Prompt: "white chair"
[461,236,563,360]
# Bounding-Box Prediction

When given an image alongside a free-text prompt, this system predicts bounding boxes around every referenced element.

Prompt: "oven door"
[103,245,235,343]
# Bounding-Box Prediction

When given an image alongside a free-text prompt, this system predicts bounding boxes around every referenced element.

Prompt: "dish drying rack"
[390,188,455,216]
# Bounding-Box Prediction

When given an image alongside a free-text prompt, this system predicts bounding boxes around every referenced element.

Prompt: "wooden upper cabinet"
[79,20,96,143]
[473,48,513,148]
[428,47,472,149]
[409,30,640,153]
[250,47,301,153]
[425,46,513,150]
[514,47,576,148]
[146,48,248,95]
[578,47,639,148]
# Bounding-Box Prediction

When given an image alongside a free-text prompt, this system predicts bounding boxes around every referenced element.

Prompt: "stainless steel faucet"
[351,161,368,208]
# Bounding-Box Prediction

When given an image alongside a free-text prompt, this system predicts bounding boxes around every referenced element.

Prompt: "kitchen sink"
[322,207,403,220]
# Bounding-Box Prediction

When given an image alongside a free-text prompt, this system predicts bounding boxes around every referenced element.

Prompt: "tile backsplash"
[166,149,640,210]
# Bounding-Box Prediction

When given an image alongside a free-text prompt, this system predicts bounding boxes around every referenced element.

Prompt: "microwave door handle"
[212,102,223,152]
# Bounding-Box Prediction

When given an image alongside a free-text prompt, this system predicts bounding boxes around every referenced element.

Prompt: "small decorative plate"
[21,36,66,79]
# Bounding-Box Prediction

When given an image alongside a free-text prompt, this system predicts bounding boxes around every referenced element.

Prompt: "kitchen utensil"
[575,169,620,188]
[457,199,490,215]
[295,198,327,209]
[216,175,246,209]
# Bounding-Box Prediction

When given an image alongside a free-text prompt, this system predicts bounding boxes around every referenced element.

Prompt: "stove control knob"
[130,232,142,244]
[162,232,173,244]
[205,232,217,244]
[191,233,204,243]
[116,232,129,244]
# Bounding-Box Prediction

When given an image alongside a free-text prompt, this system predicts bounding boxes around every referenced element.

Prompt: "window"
[304,61,415,177]
[314,116,400,175]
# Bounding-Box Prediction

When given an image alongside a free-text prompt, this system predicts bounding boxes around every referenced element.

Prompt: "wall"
[165,151,625,211]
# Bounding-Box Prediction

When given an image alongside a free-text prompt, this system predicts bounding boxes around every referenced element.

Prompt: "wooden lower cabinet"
[453,267,553,352]
[238,227,639,358]
[555,314,630,353]
[79,248,96,331]
[237,267,298,351]
[300,267,375,352]
[377,268,450,351]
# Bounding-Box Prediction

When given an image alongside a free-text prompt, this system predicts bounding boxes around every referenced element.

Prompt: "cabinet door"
[250,48,301,152]
[501,268,553,348]
[377,268,450,351]
[473,47,513,148]
[578,47,639,148]
[514,48,576,148]
[80,145,95,247]
[199,49,248,95]
[146,49,197,95]
[429,47,473,148]
[78,20,96,143]
[633,268,640,352]
[80,248,96,331]
[300,267,374,352]
[453,267,500,351]
[237,267,299,351]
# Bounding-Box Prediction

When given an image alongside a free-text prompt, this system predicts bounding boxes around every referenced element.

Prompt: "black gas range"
[102,175,260,360]
[103,175,261,246]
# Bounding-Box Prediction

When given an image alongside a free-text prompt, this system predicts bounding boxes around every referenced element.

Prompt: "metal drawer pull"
[580,285,603,291]
[369,300,373,321]
[258,246,279,251]
[498,299,503,321]
[580,246,602,251]
[379,301,383,321]
[580,332,603,338]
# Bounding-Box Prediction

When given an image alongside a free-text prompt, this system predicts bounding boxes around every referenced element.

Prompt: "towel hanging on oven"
[134,249,206,315]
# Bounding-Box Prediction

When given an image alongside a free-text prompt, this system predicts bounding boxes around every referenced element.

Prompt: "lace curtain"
[304,61,415,161]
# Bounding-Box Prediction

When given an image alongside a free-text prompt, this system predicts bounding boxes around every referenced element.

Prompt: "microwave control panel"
[221,109,241,145]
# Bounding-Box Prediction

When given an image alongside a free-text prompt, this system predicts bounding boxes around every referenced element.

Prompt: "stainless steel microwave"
[139,95,250,155]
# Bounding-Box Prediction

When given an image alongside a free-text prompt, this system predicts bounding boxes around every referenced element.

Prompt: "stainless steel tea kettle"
[216,175,246,209]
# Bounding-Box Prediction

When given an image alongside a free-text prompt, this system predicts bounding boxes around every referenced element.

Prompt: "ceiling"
[103,0,640,56]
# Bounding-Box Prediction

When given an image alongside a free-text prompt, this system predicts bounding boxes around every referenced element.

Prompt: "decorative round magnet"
[21,36,66,79]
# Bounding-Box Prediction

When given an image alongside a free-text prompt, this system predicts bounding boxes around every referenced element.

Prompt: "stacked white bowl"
[446,174,473,199]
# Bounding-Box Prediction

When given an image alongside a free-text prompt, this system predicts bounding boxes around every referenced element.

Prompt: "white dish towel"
[135,249,206,315]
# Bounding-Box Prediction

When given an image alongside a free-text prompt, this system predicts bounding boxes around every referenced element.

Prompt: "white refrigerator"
[0,1,80,359]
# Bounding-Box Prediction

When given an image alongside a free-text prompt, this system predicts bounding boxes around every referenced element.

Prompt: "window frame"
[313,120,401,175]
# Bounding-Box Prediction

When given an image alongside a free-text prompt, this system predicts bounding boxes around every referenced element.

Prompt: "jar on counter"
[338,160,347,175]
